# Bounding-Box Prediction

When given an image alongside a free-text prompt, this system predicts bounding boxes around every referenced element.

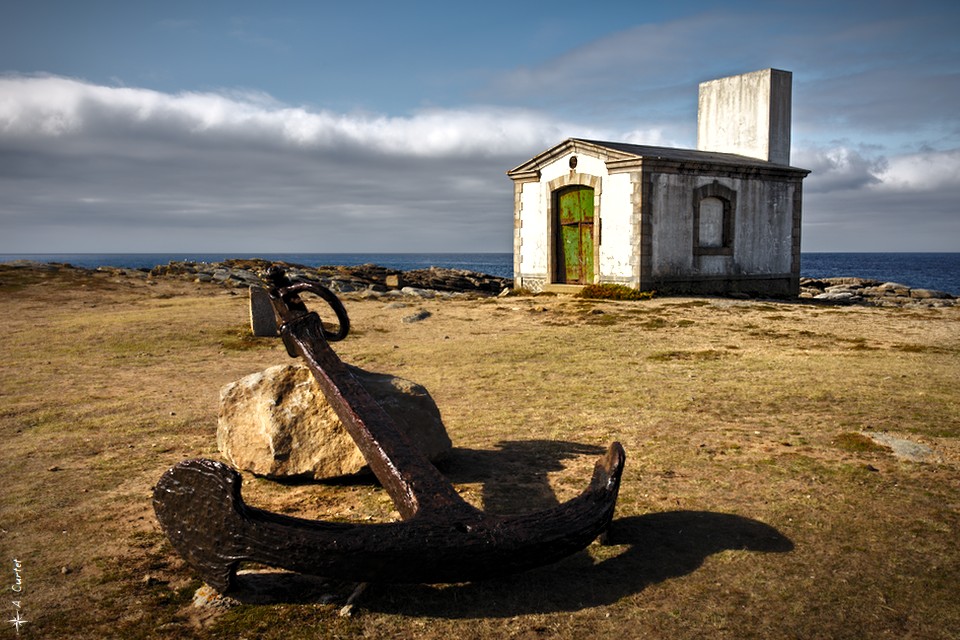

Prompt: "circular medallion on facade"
[569,156,578,169]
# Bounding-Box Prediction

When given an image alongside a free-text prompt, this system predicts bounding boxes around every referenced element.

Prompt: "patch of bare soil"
[2,264,958,639]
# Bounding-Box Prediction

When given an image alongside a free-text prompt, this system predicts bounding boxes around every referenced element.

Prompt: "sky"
[1,0,958,253]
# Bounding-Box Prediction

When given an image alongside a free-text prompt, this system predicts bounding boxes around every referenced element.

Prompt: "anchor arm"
[154,442,624,590]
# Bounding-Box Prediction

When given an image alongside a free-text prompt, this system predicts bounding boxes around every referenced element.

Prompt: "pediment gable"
[506,139,639,178]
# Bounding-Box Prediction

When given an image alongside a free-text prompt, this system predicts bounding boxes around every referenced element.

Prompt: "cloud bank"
[1,73,957,253]
[1,74,590,252]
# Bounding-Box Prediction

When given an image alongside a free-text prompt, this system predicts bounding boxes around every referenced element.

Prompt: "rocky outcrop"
[800,278,956,307]
[149,258,512,297]
[217,363,452,479]
[398,266,507,294]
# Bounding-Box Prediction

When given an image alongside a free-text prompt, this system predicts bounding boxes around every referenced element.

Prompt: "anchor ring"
[276,280,350,342]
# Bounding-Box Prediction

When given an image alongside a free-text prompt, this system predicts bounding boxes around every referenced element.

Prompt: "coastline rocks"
[217,363,451,479]
[401,266,507,294]
[149,258,512,297]
[5,258,953,306]
[800,278,956,307]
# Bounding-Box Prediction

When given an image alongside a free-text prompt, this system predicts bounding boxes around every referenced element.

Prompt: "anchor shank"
[282,311,476,520]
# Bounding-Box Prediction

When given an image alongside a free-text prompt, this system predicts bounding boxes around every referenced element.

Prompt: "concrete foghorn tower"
[697,68,792,165]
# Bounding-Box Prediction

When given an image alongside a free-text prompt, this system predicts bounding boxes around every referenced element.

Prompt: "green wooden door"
[556,186,594,284]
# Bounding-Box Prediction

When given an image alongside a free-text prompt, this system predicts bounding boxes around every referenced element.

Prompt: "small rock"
[402,310,432,324]
[193,584,241,610]
[825,284,861,292]
[814,291,855,302]
[401,286,436,299]
[385,274,403,288]
[863,432,936,463]
[910,288,950,299]
[878,282,911,296]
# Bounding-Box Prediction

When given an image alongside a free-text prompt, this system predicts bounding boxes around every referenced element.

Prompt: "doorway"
[554,185,595,284]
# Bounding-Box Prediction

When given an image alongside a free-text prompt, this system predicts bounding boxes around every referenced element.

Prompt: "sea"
[2,252,958,296]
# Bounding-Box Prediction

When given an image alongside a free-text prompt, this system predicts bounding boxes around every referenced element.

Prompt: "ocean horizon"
[2,252,958,295]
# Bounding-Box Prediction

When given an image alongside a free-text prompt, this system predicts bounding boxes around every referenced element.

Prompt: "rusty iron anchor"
[153,266,625,592]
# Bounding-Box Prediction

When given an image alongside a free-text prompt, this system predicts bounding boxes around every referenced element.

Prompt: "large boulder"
[218,364,451,479]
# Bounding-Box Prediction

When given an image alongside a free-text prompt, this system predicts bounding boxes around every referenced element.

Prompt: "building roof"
[507,138,810,178]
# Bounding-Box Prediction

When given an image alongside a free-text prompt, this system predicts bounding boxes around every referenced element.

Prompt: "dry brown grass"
[1,264,959,639]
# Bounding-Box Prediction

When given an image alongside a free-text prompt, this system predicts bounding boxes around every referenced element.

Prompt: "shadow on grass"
[360,510,793,618]
[439,440,610,514]
[226,440,793,617]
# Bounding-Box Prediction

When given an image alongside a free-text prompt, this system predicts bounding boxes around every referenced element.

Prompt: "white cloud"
[873,148,960,192]
[800,145,960,251]
[793,145,886,193]
[0,74,593,252]
[0,74,591,158]
[795,143,960,196]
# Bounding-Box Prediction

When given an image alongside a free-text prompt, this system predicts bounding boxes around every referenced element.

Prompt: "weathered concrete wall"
[698,69,792,165]
[644,170,800,295]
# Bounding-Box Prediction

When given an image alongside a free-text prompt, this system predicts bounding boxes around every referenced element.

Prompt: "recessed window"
[693,182,736,256]
[698,197,725,248]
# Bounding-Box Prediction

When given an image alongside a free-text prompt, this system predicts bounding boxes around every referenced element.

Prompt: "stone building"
[506,68,810,296]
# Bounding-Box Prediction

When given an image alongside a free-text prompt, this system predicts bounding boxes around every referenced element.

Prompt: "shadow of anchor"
[355,509,793,618]
[227,440,793,616]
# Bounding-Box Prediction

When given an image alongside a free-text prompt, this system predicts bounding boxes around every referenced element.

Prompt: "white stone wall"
[517,181,546,276]
[540,153,607,183]
[517,151,616,285]
[598,172,634,281]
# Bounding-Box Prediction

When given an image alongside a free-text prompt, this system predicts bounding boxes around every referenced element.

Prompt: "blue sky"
[1,0,958,252]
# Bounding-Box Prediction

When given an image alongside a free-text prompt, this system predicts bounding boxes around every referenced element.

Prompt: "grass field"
[1,264,958,639]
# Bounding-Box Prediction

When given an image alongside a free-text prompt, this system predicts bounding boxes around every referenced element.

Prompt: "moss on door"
[555,186,594,284]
